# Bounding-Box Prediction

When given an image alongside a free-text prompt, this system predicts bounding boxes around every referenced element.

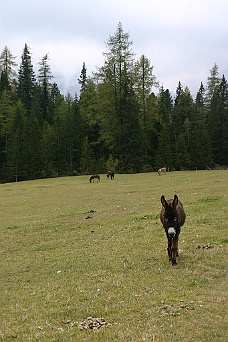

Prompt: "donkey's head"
[161,194,180,238]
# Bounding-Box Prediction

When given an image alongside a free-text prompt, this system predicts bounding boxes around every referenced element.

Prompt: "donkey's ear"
[161,195,167,207]
[173,194,179,207]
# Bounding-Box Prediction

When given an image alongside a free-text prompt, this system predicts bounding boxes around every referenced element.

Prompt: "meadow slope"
[0,171,227,341]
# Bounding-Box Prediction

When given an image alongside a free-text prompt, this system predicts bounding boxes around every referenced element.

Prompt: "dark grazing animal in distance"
[89,174,100,183]
[107,171,114,179]
[160,194,186,267]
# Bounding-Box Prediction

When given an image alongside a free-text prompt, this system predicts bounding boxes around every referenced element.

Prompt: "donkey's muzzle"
[168,227,176,237]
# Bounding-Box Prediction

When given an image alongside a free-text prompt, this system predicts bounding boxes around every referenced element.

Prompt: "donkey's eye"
[165,218,168,222]
[174,217,177,221]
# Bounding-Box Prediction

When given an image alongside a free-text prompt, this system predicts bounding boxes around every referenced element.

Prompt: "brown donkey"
[160,195,186,267]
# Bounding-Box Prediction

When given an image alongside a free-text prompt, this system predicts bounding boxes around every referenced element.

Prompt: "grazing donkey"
[107,171,114,180]
[160,194,186,267]
[89,174,100,183]
[158,167,166,175]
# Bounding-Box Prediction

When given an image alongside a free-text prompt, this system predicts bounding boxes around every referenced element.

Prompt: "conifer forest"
[0,23,228,182]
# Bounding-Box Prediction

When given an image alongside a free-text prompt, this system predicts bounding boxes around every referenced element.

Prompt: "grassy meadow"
[0,171,227,341]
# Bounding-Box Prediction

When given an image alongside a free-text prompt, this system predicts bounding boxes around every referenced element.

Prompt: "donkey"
[160,194,186,267]
[107,171,114,180]
[89,174,100,183]
[158,167,166,175]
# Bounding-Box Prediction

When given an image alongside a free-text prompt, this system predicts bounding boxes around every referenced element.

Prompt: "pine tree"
[63,93,84,174]
[71,95,84,173]
[96,22,142,171]
[156,87,174,169]
[206,63,221,105]
[172,85,194,148]
[79,76,100,165]
[172,85,194,169]
[38,53,53,122]
[17,44,36,115]
[211,75,228,164]
[133,54,158,161]
[52,94,68,176]
[78,62,87,93]
[174,81,183,105]
[189,83,213,169]
[0,46,17,89]
[158,87,173,124]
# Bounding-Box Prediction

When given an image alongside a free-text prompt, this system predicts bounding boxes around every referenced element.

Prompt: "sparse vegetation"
[0,171,227,341]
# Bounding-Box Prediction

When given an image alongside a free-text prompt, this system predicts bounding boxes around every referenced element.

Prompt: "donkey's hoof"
[172,263,178,268]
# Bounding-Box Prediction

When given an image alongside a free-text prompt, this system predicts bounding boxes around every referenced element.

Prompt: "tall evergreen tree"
[158,87,173,124]
[64,93,84,174]
[79,76,101,166]
[70,95,84,172]
[189,83,213,169]
[78,62,87,93]
[38,53,53,122]
[133,54,158,161]
[205,63,221,105]
[172,86,194,169]
[17,44,36,115]
[52,94,68,175]
[0,46,17,89]
[174,81,183,105]
[156,87,174,169]
[210,75,228,164]
[96,22,142,171]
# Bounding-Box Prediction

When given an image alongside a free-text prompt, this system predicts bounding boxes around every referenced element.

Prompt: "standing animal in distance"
[160,194,186,267]
[158,167,166,175]
[89,174,100,183]
[107,171,114,179]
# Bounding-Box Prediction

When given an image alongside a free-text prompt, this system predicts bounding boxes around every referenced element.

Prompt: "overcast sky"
[1,0,227,96]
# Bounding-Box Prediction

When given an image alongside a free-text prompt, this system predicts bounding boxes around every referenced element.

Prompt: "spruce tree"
[96,22,142,171]
[17,44,36,115]
[189,83,213,169]
[156,87,174,169]
[38,53,53,122]
[211,75,228,165]
[133,54,158,162]
[78,62,87,93]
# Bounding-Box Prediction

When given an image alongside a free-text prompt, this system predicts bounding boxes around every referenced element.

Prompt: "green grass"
[0,171,227,341]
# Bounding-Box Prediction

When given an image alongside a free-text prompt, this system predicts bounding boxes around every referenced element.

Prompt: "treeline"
[0,23,228,182]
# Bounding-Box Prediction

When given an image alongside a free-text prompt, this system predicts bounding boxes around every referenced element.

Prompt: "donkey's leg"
[176,236,179,257]
[167,238,172,261]
[171,238,178,266]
